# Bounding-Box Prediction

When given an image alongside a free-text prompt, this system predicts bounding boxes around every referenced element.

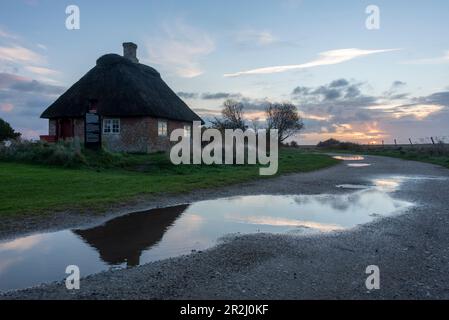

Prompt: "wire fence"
[379,136,448,146]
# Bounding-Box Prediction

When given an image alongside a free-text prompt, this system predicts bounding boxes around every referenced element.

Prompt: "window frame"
[183,124,191,138]
[158,120,168,137]
[103,118,120,135]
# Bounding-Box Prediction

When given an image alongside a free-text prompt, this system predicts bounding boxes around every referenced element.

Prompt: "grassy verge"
[364,149,449,168]
[0,149,338,217]
[318,147,449,169]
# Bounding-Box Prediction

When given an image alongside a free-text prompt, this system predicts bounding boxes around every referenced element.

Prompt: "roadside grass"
[364,149,449,169]
[0,149,338,217]
[318,147,449,169]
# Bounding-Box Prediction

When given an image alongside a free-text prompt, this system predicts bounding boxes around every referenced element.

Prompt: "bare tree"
[250,118,262,133]
[211,99,246,130]
[265,103,304,142]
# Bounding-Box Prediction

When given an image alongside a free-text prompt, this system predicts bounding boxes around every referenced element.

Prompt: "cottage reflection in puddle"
[73,205,188,267]
[0,179,414,292]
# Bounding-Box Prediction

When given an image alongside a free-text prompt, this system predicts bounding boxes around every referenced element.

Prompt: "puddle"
[372,177,403,192]
[333,155,365,161]
[333,156,371,166]
[347,163,372,167]
[371,175,446,192]
[336,184,371,190]
[336,175,442,192]
[0,182,414,292]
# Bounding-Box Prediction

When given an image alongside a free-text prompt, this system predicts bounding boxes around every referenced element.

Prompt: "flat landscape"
[2,154,449,299]
[0,149,337,218]
[2,1,449,311]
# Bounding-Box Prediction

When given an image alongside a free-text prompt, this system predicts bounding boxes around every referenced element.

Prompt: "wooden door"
[58,119,74,140]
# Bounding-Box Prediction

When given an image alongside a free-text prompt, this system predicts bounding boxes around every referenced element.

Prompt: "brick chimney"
[123,42,139,63]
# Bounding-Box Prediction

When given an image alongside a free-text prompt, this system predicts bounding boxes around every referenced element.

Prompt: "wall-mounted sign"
[85,112,101,149]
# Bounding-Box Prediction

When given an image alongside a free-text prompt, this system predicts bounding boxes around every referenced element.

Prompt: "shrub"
[0,118,21,142]
[316,138,362,151]
[0,140,172,169]
[316,138,340,148]
[0,140,86,167]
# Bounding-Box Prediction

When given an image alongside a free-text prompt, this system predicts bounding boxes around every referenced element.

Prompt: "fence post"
[431,137,436,145]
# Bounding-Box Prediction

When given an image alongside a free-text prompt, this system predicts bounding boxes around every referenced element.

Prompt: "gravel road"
[2,155,449,299]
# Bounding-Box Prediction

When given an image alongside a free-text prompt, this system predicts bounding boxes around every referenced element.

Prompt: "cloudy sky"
[0,0,448,144]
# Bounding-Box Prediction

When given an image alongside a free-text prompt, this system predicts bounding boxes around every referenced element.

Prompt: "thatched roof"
[41,54,202,123]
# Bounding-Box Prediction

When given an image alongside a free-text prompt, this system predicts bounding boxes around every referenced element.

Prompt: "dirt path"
[2,155,449,299]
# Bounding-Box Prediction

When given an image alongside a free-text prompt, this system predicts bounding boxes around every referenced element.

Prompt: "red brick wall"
[102,117,150,153]
[73,118,85,141]
[47,116,191,153]
[102,117,191,153]
[47,118,83,141]
[147,118,190,153]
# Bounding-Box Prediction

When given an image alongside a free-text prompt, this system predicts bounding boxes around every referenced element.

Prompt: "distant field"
[0,149,339,217]
[312,144,449,169]
[364,149,449,169]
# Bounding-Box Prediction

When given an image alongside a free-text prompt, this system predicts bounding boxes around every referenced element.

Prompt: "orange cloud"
[301,121,388,145]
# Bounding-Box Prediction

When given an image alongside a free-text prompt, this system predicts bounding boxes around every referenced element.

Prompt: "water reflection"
[0,179,415,292]
[333,156,365,161]
[227,215,344,232]
[73,205,187,267]
[347,163,372,167]
[373,178,402,191]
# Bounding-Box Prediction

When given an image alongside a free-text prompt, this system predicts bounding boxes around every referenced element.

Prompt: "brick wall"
[102,117,191,153]
[102,117,148,153]
[147,117,190,153]
[47,118,84,139]
[47,116,190,153]
[49,120,57,136]
[73,118,85,141]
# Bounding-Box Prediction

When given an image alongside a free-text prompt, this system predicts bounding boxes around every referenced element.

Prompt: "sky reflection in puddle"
[347,163,372,167]
[0,177,415,292]
[333,155,365,161]
[336,175,437,192]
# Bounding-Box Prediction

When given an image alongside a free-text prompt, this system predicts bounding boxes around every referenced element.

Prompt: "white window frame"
[158,120,168,137]
[103,119,120,135]
[184,124,191,138]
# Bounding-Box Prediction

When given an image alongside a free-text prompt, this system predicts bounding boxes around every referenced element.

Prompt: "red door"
[58,119,74,140]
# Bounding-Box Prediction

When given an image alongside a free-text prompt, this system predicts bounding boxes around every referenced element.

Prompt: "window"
[158,120,168,137]
[103,119,120,134]
[184,125,191,138]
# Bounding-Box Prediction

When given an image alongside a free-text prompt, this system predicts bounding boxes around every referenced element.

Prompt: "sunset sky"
[0,0,448,144]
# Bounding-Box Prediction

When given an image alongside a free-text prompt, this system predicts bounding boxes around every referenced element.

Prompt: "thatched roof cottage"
[40,42,202,153]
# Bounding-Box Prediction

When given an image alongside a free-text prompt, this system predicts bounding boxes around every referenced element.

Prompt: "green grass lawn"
[0,149,338,217]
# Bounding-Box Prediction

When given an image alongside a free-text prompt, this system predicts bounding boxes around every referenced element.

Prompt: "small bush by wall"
[0,140,87,168]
